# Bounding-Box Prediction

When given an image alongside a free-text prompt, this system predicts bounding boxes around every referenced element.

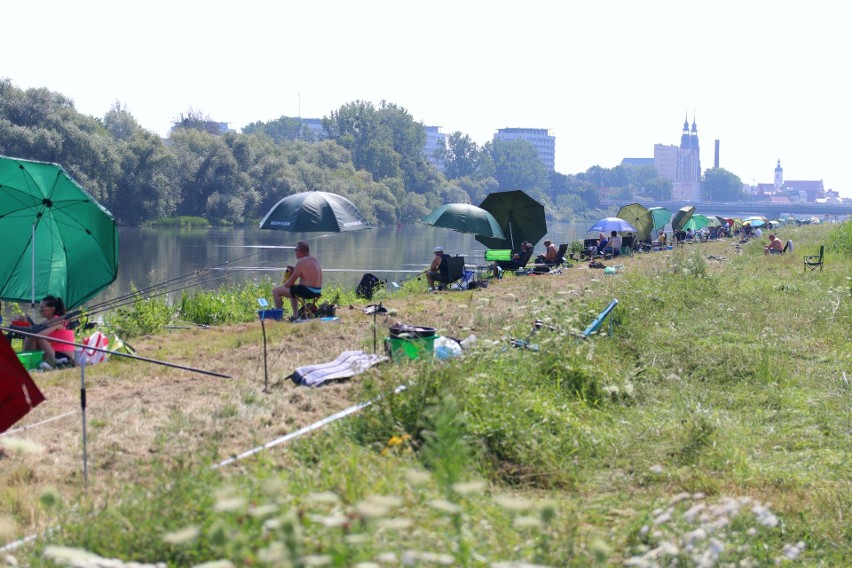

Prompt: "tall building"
[423,126,446,168]
[493,128,555,171]
[653,114,701,200]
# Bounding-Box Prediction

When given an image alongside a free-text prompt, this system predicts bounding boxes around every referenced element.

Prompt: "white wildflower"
[307,491,341,505]
[428,499,461,514]
[648,464,664,474]
[452,480,486,495]
[162,526,199,545]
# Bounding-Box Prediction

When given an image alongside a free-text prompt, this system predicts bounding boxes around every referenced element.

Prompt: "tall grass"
[7,222,851,566]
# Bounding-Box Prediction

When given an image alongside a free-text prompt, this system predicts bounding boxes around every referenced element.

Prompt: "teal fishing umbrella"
[0,156,118,310]
[649,207,672,232]
[683,214,709,231]
[422,203,505,239]
[671,206,695,232]
[259,191,371,233]
[616,203,653,242]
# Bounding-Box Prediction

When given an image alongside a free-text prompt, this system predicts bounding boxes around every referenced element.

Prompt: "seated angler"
[536,240,558,264]
[272,241,323,321]
[426,246,449,291]
[23,295,76,368]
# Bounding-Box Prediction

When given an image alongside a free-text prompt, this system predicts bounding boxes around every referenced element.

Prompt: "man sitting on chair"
[536,240,558,264]
[273,241,322,320]
[426,246,449,291]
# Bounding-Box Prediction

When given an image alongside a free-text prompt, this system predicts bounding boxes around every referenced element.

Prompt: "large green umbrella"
[648,207,672,233]
[421,203,505,239]
[259,191,371,233]
[671,205,695,232]
[616,203,653,242]
[0,156,118,310]
[683,214,709,231]
[475,190,547,250]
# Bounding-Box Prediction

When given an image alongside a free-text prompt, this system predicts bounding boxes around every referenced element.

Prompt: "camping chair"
[803,245,824,271]
[539,243,568,267]
[437,255,466,290]
[581,238,599,259]
[620,236,635,257]
[496,249,533,273]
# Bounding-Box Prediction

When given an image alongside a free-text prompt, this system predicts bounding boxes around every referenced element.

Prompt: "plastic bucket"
[384,336,436,361]
[17,350,44,370]
[258,309,284,321]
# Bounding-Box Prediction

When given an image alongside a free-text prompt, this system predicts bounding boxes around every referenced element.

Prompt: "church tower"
[673,112,701,200]
[774,159,783,190]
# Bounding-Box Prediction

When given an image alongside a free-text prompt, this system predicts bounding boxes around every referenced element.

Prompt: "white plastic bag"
[433,336,463,360]
[75,331,110,365]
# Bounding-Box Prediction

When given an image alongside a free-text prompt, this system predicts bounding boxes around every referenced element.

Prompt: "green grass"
[6,222,851,566]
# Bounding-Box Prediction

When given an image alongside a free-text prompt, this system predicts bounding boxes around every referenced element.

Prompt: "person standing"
[273,241,323,320]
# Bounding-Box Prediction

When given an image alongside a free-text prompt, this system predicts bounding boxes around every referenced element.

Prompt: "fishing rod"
[84,248,270,314]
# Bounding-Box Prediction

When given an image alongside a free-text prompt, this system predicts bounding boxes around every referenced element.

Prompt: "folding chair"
[803,245,824,271]
[620,236,635,257]
[438,256,466,290]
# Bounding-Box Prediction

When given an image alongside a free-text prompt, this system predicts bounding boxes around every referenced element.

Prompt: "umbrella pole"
[79,362,88,488]
[31,223,36,317]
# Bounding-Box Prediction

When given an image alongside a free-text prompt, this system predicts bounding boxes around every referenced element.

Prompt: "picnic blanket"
[291,350,387,387]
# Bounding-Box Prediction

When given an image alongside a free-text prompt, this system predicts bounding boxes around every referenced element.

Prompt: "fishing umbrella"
[616,203,653,242]
[648,207,672,233]
[683,214,709,231]
[671,205,695,232]
[259,191,371,233]
[0,156,118,310]
[0,335,46,432]
[421,203,505,239]
[587,217,638,234]
[743,216,768,228]
[475,190,547,251]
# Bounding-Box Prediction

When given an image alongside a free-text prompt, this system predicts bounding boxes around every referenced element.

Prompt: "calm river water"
[105,222,587,302]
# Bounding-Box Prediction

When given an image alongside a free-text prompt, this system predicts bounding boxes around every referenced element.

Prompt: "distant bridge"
[599,201,852,218]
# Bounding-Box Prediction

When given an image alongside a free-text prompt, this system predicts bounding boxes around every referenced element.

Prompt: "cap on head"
[434,246,443,253]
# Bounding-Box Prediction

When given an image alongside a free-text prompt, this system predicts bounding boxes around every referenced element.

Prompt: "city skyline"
[3,1,848,197]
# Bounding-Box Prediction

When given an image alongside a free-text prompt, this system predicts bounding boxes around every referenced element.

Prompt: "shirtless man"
[272,241,322,319]
[764,234,784,254]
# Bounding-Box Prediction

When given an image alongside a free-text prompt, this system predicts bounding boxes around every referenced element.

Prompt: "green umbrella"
[648,207,672,233]
[0,156,118,310]
[422,203,505,239]
[683,214,709,231]
[475,190,547,250]
[616,203,653,242]
[671,205,695,232]
[259,191,371,233]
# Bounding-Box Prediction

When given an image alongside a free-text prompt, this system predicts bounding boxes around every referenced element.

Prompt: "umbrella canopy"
[683,214,709,231]
[743,215,768,228]
[648,207,672,233]
[671,206,695,232]
[259,191,371,233]
[422,203,505,239]
[616,203,654,242]
[0,156,118,310]
[475,190,547,251]
[587,217,638,234]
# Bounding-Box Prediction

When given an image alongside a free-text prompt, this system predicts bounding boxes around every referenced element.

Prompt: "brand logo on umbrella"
[342,221,364,227]
[269,221,293,227]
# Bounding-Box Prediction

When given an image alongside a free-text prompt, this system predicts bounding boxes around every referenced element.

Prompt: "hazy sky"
[4,1,849,197]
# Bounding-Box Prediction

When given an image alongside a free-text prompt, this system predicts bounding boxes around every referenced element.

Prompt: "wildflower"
[302,554,333,566]
[214,497,247,513]
[649,464,664,474]
[163,526,199,545]
[451,480,486,495]
[493,494,533,512]
[307,491,340,505]
[428,499,461,514]
[404,468,431,487]
[513,515,542,529]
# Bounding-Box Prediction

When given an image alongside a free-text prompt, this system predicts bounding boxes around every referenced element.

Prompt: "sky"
[4,1,850,197]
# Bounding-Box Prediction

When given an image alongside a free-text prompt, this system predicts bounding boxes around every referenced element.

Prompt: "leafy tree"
[242,116,314,143]
[171,108,227,136]
[642,177,673,201]
[702,167,744,202]
[438,132,483,180]
[103,101,139,142]
[486,138,549,193]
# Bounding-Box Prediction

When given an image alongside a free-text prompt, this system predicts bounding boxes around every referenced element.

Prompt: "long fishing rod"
[84,248,270,314]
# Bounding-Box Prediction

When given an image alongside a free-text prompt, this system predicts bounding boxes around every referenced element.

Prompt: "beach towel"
[291,350,387,387]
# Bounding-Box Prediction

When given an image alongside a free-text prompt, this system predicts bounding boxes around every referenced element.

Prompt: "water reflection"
[94,222,587,304]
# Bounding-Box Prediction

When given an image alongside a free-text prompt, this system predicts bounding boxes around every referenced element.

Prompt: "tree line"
[0,79,743,226]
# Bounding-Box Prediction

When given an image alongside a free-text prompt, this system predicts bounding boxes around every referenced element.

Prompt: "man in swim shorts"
[273,241,323,320]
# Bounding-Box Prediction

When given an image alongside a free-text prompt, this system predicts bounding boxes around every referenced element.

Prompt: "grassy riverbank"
[1,223,849,566]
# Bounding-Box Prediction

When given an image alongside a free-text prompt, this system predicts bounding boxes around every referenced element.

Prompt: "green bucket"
[384,336,436,361]
[17,350,44,370]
